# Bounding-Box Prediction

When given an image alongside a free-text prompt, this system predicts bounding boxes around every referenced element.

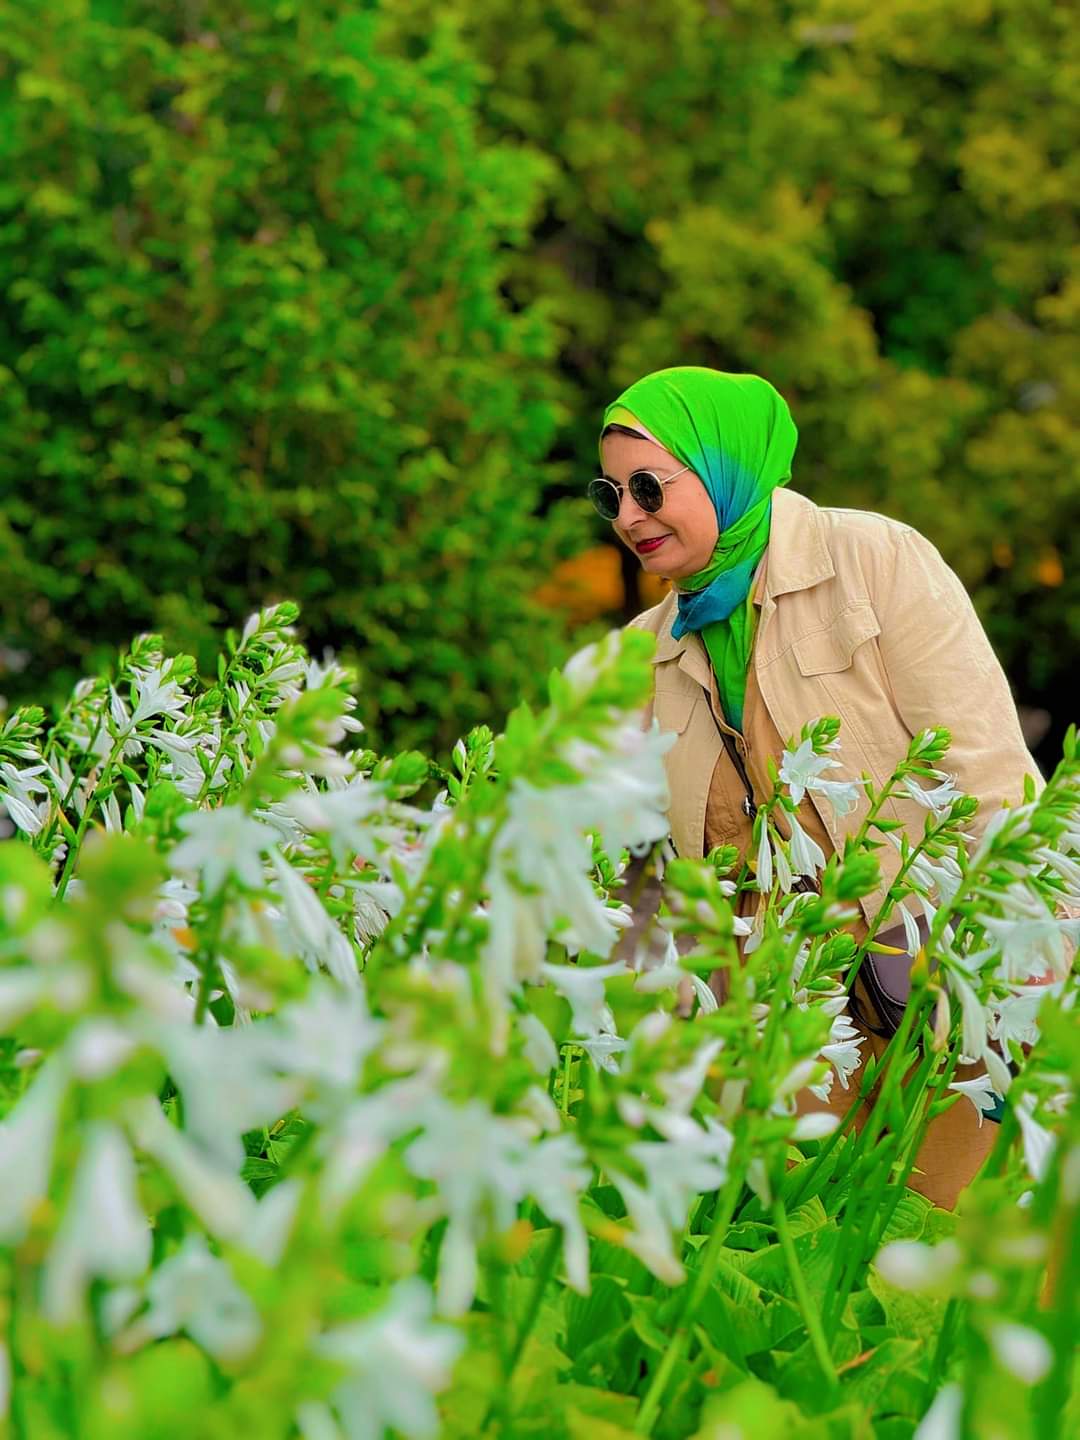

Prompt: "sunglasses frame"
[588,464,692,520]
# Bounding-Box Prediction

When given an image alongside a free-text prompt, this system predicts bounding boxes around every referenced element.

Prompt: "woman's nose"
[617,486,648,525]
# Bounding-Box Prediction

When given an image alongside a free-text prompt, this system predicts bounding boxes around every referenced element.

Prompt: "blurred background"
[0,0,1076,767]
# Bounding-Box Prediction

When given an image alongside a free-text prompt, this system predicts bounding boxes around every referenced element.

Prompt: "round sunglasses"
[587,464,691,520]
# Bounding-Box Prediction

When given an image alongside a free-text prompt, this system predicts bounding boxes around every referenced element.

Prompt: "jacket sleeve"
[875,526,1043,840]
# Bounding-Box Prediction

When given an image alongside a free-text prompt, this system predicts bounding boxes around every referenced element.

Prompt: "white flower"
[576,1032,628,1074]
[688,972,719,1014]
[745,1156,772,1207]
[561,638,603,692]
[305,1280,462,1440]
[774,839,794,894]
[628,1112,732,1231]
[1015,1094,1056,1182]
[67,1020,137,1080]
[787,812,826,878]
[0,969,51,1031]
[948,1073,1000,1126]
[157,1022,303,1171]
[566,717,673,862]
[913,1383,962,1440]
[811,776,866,820]
[284,780,397,864]
[120,1235,262,1363]
[902,772,961,814]
[485,786,621,995]
[606,1171,684,1285]
[404,1099,531,1315]
[269,850,360,988]
[320,1078,434,1216]
[0,760,50,835]
[275,981,383,1105]
[907,850,963,906]
[982,1045,1013,1098]
[517,1013,559,1075]
[0,1059,68,1244]
[130,664,189,727]
[755,820,773,893]
[1035,844,1080,898]
[990,1322,1053,1385]
[979,912,1078,983]
[656,1039,723,1115]
[946,973,990,1061]
[518,1134,592,1293]
[540,959,625,1038]
[129,1098,258,1244]
[775,1058,822,1102]
[779,738,841,805]
[896,902,922,956]
[43,1123,151,1323]
[875,1239,961,1292]
[821,1011,863,1091]
[991,985,1054,1051]
[791,1112,840,1141]
[170,806,278,895]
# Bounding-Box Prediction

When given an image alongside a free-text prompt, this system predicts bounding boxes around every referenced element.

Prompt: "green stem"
[782,1075,868,1212]
[192,895,228,1025]
[560,1044,575,1119]
[36,707,106,856]
[634,1163,743,1435]
[482,1255,512,1437]
[849,811,956,983]
[874,1046,961,1243]
[480,1227,562,1434]
[821,990,930,1330]
[774,1197,838,1386]
[53,736,125,899]
[195,689,258,804]
[6,1254,27,1440]
[923,1296,961,1409]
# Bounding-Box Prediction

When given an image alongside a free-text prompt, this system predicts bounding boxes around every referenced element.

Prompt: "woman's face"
[600,431,718,579]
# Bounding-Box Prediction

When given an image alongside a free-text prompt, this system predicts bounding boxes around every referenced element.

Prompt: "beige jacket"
[630,488,1041,922]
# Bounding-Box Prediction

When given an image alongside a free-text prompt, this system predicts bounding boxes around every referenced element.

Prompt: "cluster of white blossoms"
[3,615,1077,1440]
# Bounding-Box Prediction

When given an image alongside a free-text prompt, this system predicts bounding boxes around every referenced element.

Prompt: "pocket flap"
[653,686,699,735]
[792,604,881,676]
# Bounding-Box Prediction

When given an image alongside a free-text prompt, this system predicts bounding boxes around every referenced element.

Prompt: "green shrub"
[0,0,576,754]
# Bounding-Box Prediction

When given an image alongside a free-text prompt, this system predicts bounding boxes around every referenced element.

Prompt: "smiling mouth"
[635,535,669,555]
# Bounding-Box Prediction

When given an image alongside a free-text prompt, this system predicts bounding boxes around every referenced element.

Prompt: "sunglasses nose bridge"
[616,484,646,522]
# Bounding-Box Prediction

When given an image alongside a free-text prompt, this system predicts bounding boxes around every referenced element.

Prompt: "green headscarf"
[602,367,798,731]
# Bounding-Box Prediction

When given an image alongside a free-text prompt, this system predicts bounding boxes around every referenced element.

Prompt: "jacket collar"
[651,488,833,665]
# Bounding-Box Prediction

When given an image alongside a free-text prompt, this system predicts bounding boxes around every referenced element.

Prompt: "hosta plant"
[0,607,1076,1440]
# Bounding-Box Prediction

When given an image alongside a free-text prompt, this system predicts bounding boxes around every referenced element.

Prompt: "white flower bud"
[990,1323,1053,1385]
[875,1239,961,1292]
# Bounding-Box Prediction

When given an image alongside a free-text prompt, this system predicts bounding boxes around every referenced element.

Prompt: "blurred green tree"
[0,0,575,752]
[2,1,1077,758]
[391,0,1078,752]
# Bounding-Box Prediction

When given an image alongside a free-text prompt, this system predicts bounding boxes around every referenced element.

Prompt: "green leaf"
[867,1270,946,1368]
[877,1189,933,1245]
[564,1275,630,1359]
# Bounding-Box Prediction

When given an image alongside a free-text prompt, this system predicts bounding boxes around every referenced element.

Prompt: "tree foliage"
[1,0,1077,756]
[430,0,1078,744]
[0,0,573,752]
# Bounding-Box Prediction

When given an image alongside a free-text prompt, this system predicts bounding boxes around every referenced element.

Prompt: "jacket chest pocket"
[654,685,700,737]
[791,603,881,676]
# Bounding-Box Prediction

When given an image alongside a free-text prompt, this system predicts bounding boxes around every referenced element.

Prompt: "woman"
[593,366,1043,1209]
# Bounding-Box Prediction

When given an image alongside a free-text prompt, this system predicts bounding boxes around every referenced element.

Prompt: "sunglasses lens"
[588,479,621,520]
[628,471,664,512]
